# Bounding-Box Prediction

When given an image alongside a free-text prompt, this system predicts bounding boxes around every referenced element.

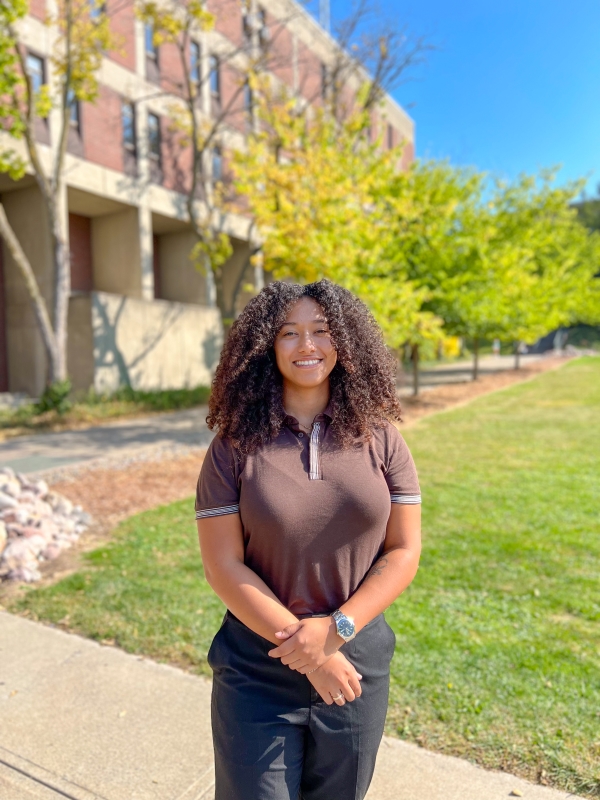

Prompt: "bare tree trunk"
[0,204,58,376]
[411,343,419,397]
[49,208,70,382]
[472,337,479,381]
[514,342,521,370]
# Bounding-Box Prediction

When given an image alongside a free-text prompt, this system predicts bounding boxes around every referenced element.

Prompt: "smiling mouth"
[293,359,323,367]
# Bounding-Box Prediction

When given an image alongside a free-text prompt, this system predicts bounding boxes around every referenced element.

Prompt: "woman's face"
[274,297,337,390]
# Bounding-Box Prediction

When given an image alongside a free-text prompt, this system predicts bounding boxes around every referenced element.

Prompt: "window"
[148,113,161,163]
[67,88,80,132]
[212,145,222,182]
[145,23,158,61]
[122,102,136,151]
[387,124,394,150]
[26,53,45,95]
[209,55,220,100]
[258,8,269,51]
[320,63,329,100]
[190,41,201,84]
[244,81,253,115]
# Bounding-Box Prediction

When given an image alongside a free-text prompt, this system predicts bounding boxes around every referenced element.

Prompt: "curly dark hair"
[207,279,402,453]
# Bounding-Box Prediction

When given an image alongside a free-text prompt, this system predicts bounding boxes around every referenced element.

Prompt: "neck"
[283,380,330,429]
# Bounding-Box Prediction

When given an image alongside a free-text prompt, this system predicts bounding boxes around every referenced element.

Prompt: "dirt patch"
[0,355,570,604]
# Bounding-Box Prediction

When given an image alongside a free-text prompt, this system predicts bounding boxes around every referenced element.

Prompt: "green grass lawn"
[10,358,600,796]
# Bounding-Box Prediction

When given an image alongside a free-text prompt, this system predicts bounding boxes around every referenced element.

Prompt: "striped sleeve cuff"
[390,493,421,505]
[195,504,240,519]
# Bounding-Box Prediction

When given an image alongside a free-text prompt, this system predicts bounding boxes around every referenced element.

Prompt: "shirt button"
[298,432,304,438]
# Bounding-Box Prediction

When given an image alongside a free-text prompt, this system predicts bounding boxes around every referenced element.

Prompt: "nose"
[297,331,317,353]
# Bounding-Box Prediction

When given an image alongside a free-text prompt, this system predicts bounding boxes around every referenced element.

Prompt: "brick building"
[0,0,415,397]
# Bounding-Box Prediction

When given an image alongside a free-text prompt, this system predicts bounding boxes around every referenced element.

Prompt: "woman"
[196,279,421,800]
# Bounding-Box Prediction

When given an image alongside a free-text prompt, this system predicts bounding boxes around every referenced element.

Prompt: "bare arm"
[269,503,421,670]
[340,503,421,630]
[197,513,298,644]
[198,512,363,704]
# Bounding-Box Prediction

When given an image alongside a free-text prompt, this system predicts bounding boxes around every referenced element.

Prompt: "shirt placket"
[308,420,323,481]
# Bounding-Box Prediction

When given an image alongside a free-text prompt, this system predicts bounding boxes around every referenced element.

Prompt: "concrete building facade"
[0,0,415,397]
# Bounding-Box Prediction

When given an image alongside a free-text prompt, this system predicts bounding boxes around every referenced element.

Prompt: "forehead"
[282,297,327,322]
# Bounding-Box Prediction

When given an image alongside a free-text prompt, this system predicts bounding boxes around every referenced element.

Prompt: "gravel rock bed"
[0,467,92,583]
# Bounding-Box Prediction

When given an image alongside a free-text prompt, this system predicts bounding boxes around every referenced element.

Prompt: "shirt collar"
[283,402,333,430]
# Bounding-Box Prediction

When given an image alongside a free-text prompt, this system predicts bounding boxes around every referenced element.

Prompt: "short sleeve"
[383,424,421,505]
[195,435,241,520]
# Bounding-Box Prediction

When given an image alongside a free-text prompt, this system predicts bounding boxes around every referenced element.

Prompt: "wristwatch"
[331,609,356,642]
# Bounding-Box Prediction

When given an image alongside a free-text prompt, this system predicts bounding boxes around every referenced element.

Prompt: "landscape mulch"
[0,355,568,603]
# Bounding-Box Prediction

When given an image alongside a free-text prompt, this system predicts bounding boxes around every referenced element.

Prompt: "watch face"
[337,617,355,639]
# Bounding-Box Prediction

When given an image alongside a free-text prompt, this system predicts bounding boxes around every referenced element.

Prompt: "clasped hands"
[267,616,362,706]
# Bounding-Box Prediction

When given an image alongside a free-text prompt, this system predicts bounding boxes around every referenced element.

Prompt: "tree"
[232,89,437,354]
[136,0,432,331]
[0,0,113,388]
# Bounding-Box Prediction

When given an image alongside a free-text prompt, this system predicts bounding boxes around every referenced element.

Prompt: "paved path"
[0,612,582,800]
[0,355,545,476]
[0,408,214,476]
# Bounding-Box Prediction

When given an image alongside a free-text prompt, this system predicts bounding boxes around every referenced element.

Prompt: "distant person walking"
[195,279,422,800]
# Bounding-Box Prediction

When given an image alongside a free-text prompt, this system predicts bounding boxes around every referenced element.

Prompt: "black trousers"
[207,611,396,800]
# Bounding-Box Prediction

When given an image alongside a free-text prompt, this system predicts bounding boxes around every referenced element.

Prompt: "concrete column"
[134,18,146,77]
[139,203,155,301]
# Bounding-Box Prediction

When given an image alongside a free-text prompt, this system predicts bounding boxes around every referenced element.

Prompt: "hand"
[268,616,342,673]
[307,651,363,705]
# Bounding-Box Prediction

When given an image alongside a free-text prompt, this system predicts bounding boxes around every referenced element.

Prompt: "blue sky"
[308,0,600,196]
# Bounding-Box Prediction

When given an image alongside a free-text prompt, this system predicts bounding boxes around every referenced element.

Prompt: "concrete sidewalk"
[0,408,214,475]
[0,612,582,800]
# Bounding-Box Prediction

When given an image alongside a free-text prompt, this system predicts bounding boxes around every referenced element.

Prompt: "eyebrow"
[280,318,328,326]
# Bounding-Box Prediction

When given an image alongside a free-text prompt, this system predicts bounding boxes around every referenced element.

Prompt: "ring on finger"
[332,691,345,701]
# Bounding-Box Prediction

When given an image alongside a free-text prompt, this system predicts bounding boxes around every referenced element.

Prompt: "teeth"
[295,359,321,366]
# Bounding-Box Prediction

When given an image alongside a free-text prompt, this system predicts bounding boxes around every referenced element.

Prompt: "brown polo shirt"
[195,408,420,616]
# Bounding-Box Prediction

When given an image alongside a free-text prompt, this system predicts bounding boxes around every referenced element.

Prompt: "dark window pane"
[212,146,222,182]
[244,82,253,112]
[148,113,161,159]
[145,23,157,59]
[321,63,328,99]
[26,54,44,94]
[67,89,80,129]
[122,102,136,149]
[209,55,220,98]
[190,41,201,83]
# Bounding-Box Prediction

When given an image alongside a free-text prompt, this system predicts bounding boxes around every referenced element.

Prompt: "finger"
[274,622,302,639]
[347,674,362,698]
[280,652,304,666]
[342,683,356,702]
[332,694,346,706]
[285,658,307,671]
[268,641,296,658]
